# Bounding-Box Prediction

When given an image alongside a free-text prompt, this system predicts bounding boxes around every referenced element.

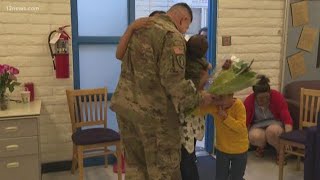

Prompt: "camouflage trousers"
[116,114,182,180]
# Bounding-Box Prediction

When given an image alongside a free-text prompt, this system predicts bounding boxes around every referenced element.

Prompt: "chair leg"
[105,147,108,168]
[71,144,77,174]
[278,141,285,180]
[116,144,122,180]
[77,146,84,180]
[296,156,301,170]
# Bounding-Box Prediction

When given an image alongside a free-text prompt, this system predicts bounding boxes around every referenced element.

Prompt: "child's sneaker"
[255,147,264,158]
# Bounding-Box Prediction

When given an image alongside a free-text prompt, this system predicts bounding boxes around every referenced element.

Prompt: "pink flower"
[3,64,10,71]
[0,65,4,75]
[0,64,20,95]
[9,66,19,75]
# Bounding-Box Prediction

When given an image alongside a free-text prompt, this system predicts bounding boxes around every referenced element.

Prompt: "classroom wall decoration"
[297,26,318,52]
[287,51,306,79]
[291,1,309,27]
[283,0,320,85]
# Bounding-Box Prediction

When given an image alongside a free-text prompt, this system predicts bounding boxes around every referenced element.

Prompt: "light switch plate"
[222,36,231,46]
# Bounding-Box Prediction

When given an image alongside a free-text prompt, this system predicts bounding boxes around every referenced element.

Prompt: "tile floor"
[243,150,303,180]
[42,150,303,180]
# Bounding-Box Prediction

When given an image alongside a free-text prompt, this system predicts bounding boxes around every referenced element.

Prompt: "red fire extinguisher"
[48,25,71,79]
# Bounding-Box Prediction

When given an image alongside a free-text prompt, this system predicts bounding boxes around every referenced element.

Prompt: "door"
[71,0,135,132]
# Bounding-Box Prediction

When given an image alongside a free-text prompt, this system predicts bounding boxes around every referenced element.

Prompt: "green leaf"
[11,82,21,86]
[209,71,258,95]
[208,59,259,95]
[213,69,235,86]
[8,85,14,92]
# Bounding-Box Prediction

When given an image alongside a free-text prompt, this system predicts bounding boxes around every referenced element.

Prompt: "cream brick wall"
[0,0,73,163]
[216,0,285,100]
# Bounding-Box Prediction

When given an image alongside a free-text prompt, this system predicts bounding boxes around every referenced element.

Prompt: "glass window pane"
[77,0,128,36]
[135,0,208,35]
[79,44,120,132]
[79,44,121,92]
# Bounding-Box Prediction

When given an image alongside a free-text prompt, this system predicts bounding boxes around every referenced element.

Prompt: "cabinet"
[0,100,41,180]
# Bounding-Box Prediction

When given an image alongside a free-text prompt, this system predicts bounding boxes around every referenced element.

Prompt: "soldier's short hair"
[169,3,193,22]
[149,10,166,17]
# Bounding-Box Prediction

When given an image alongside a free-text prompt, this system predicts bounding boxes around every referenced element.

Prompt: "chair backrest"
[299,88,320,129]
[66,88,108,133]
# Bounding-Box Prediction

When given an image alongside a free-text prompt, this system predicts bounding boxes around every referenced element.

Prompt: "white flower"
[230,55,240,63]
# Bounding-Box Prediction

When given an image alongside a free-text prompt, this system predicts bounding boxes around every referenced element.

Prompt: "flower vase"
[0,95,9,110]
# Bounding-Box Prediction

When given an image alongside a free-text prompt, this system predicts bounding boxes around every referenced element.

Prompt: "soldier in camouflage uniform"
[110,3,212,180]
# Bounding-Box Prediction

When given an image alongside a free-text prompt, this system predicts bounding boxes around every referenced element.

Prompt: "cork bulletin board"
[282,0,320,87]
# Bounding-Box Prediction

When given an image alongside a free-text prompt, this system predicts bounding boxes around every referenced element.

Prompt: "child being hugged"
[179,34,212,180]
[185,34,212,91]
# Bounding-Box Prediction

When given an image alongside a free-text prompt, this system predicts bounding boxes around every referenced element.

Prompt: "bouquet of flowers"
[0,64,20,110]
[208,56,259,95]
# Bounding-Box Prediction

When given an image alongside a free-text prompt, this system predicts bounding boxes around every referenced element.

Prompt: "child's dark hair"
[149,10,166,17]
[186,34,208,58]
[253,75,271,94]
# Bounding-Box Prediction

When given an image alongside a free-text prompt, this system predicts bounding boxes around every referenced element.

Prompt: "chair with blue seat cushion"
[66,88,122,180]
[278,88,320,180]
[304,126,317,180]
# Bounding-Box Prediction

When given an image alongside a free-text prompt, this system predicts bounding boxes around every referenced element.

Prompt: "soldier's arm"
[159,32,201,114]
[116,17,150,60]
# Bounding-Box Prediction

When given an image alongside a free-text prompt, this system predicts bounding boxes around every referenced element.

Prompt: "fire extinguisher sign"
[49,33,61,44]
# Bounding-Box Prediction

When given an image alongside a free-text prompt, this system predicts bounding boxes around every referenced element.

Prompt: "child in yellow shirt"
[199,93,248,180]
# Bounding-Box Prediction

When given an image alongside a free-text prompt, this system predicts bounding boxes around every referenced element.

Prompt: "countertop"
[0,100,42,119]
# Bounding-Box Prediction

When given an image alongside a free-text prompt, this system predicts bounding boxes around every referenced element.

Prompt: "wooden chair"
[278,88,320,180]
[66,88,122,180]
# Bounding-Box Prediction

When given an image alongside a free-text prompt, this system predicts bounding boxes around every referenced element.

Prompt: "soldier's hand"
[200,91,214,106]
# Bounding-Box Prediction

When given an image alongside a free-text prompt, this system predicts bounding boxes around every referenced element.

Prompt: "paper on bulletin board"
[297,26,319,52]
[287,51,306,79]
[291,1,309,27]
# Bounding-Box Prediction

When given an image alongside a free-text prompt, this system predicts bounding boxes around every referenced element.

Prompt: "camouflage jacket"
[110,15,201,120]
